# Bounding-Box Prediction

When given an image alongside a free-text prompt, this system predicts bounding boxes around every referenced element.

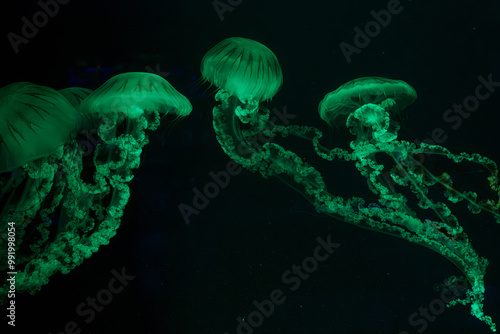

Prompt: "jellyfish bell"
[345,102,397,143]
[80,72,193,142]
[81,72,192,118]
[201,37,283,102]
[59,87,95,132]
[0,82,82,173]
[201,37,283,123]
[318,76,417,129]
[59,87,93,108]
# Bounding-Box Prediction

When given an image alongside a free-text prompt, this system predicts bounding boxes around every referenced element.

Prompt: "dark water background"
[1,0,500,333]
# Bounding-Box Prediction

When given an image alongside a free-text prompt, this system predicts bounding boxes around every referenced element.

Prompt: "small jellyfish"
[318,76,417,129]
[201,37,282,123]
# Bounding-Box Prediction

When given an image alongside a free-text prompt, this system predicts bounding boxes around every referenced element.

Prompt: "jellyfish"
[202,37,499,331]
[318,76,417,128]
[201,36,282,119]
[317,77,500,331]
[0,82,82,254]
[0,72,192,301]
[0,82,82,173]
[0,82,83,300]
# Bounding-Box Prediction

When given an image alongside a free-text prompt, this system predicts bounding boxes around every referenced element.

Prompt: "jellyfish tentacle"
[0,72,192,302]
[203,37,498,331]
[212,96,497,331]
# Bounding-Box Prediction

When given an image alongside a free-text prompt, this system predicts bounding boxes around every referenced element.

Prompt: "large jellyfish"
[202,37,499,331]
[0,82,82,173]
[0,83,82,266]
[0,72,192,301]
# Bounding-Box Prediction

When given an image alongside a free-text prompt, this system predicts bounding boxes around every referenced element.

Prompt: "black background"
[1,0,500,333]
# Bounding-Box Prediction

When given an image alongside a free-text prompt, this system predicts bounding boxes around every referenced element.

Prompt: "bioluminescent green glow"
[0,72,191,301]
[81,72,193,119]
[0,82,82,173]
[59,87,93,108]
[201,37,282,106]
[203,37,499,332]
[319,76,417,128]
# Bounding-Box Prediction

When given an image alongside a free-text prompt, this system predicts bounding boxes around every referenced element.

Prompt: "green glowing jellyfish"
[201,37,282,122]
[0,83,81,254]
[81,72,192,119]
[0,82,82,173]
[203,37,499,331]
[0,72,192,301]
[0,82,83,302]
[317,78,500,331]
[318,76,417,129]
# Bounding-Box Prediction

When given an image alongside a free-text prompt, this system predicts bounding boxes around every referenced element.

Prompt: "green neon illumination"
[0,83,82,173]
[81,72,193,119]
[319,76,417,128]
[203,37,499,332]
[0,72,191,300]
[201,37,283,106]
[59,87,93,108]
